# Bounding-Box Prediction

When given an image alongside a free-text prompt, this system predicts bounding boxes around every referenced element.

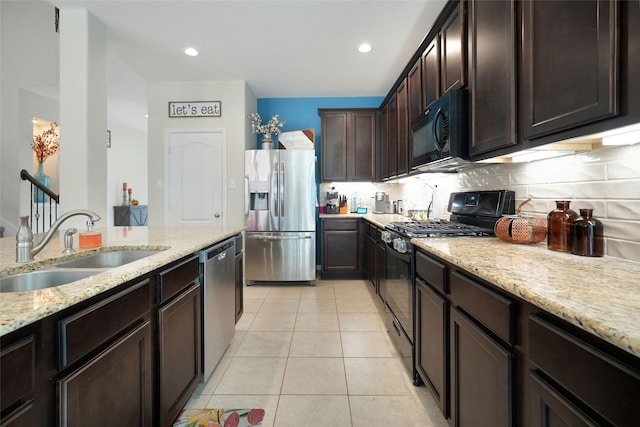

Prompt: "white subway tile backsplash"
[607,200,640,219]
[574,180,640,199]
[525,183,577,199]
[600,219,640,241]
[606,238,640,261]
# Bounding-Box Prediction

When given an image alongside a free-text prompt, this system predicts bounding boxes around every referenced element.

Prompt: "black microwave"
[410,89,470,172]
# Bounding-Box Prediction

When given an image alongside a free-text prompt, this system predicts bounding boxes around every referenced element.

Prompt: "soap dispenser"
[78,220,102,249]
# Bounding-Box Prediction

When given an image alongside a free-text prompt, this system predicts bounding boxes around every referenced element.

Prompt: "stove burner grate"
[387,220,495,237]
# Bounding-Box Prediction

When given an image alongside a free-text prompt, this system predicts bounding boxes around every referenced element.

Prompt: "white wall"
[146,81,256,227]
[106,122,148,225]
[1,0,59,234]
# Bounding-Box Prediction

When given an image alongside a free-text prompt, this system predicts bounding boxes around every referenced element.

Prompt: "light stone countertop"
[411,238,640,358]
[0,225,243,337]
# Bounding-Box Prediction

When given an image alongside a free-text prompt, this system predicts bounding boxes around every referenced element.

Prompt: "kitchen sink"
[52,250,161,269]
[0,269,105,293]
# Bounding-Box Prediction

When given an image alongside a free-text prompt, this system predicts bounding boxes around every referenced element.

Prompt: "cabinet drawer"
[58,279,151,369]
[368,223,381,240]
[416,251,446,294]
[1,336,35,413]
[323,219,358,231]
[157,255,199,304]
[529,314,640,426]
[449,271,515,344]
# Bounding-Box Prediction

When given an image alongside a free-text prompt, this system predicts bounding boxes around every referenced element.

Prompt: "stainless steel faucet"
[16,210,101,263]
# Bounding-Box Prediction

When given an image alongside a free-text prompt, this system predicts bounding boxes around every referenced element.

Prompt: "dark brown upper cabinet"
[422,36,441,110]
[521,0,619,139]
[440,1,468,94]
[396,78,410,177]
[386,94,398,179]
[320,109,377,182]
[408,59,423,125]
[468,0,517,158]
[380,103,390,180]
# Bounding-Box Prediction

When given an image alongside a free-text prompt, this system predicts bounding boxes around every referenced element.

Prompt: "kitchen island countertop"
[0,225,243,337]
[412,237,640,358]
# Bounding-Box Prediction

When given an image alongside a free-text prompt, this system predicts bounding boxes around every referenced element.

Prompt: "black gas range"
[380,190,515,385]
[386,190,516,240]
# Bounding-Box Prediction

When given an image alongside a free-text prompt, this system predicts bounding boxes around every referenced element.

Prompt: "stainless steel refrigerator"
[245,149,316,285]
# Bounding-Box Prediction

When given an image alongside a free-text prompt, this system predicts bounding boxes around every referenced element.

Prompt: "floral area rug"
[173,408,265,427]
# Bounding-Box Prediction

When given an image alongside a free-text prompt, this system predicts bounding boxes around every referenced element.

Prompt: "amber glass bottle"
[547,201,578,252]
[571,209,604,257]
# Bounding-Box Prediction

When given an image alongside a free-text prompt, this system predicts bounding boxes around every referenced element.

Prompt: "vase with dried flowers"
[248,113,286,149]
[31,122,60,202]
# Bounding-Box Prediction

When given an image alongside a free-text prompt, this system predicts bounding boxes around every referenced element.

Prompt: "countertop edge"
[0,226,244,337]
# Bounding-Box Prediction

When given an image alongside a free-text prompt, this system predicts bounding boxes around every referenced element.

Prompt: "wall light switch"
[156,179,163,189]
[229,178,236,188]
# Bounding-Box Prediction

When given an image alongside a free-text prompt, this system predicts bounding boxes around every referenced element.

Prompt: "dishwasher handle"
[199,240,234,262]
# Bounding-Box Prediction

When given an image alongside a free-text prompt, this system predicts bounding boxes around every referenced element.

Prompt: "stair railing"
[20,169,60,234]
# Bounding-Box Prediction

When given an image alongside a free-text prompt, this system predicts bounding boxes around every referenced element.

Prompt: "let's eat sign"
[168,101,222,118]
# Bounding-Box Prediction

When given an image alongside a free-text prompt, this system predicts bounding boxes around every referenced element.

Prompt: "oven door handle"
[386,243,412,263]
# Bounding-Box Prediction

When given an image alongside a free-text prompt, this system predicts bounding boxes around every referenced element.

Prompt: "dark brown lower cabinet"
[415,278,448,416]
[158,283,201,427]
[57,321,153,427]
[0,335,36,427]
[321,219,366,279]
[529,372,597,427]
[450,308,512,427]
[235,245,244,324]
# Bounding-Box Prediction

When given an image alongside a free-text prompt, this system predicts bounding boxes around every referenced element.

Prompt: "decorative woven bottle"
[571,209,604,257]
[547,201,578,252]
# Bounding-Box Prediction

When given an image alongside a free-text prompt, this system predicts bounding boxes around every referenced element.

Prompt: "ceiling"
[49,0,448,131]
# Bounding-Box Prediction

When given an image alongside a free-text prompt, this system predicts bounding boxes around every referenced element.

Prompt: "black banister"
[20,168,60,234]
[20,169,60,203]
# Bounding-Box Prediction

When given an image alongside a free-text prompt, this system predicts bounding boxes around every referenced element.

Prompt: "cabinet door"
[521,0,618,138]
[396,79,409,176]
[469,0,517,157]
[158,283,202,427]
[349,112,376,181]
[440,1,467,93]
[422,36,441,109]
[529,371,598,427]
[321,112,348,181]
[58,321,153,427]
[367,234,377,290]
[408,59,423,124]
[1,336,35,426]
[323,231,359,272]
[387,94,398,178]
[451,308,512,427]
[380,104,390,179]
[235,251,243,324]
[415,278,448,416]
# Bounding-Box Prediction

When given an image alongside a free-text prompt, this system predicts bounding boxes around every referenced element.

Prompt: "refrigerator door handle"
[247,234,312,241]
[271,155,279,217]
[280,161,285,217]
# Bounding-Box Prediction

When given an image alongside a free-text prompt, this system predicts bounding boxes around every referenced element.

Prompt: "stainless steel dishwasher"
[199,238,235,382]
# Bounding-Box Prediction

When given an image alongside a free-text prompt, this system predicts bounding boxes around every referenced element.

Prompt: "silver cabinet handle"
[247,235,312,241]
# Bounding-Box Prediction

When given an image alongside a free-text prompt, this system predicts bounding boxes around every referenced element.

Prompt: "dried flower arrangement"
[32,122,60,164]
[248,113,286,137]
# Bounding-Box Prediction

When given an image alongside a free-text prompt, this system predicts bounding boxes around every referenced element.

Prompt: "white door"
[167,131,225,227]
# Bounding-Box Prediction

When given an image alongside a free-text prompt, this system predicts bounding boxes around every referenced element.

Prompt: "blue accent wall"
[257,96,383,154]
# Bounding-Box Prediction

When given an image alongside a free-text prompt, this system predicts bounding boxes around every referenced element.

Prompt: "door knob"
[214,213,221,218]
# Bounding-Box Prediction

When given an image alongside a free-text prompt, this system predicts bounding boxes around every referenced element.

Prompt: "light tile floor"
[185,278,449,427]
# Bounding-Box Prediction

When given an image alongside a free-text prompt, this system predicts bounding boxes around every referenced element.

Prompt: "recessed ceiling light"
[184,47,198,57]
[358,43,372,54]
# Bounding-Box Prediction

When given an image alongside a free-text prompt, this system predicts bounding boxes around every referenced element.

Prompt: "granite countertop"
[412,238,640,358]
[0,225,244,337]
